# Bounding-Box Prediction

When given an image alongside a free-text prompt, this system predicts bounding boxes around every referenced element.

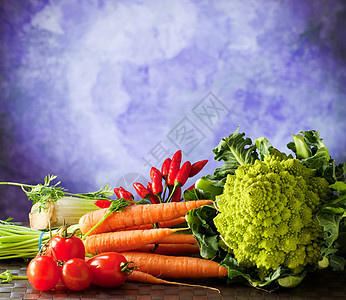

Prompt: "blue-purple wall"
[1,0,345,222]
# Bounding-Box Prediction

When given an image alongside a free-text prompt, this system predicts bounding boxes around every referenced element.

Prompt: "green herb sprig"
[0,175,114,213]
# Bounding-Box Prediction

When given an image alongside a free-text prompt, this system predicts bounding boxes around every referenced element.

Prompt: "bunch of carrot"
[79,199,228,290]
[79,200,212,253]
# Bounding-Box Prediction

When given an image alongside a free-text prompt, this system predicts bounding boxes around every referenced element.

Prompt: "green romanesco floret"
[213,153,331,280]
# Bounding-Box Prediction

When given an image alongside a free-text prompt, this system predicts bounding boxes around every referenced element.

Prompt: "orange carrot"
[156,234,197,244]
[84,228,186,255]
[133,243,200,255]
[127,270,221,293]
[118,217,186,231]
[79,200,213,235]
[121,252,228,278]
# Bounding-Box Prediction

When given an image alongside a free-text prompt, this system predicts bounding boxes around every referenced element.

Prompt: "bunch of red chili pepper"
[94,150,208,208]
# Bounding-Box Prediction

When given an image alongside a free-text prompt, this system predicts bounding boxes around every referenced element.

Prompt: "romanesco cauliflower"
[213,152,331,279]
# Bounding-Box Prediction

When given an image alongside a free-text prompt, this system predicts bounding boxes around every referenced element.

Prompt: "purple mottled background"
[0,0,345,222]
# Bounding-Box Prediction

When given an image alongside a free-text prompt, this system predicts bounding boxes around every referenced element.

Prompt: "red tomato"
[27,256,60,291]
[61,258,92,291]
[46,234,85,262]
[87,252,129,288]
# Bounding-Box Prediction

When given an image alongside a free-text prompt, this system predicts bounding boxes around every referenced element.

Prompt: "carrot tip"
[128,271,221,293]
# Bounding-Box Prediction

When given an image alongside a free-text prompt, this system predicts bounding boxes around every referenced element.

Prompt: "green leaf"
[287,134,312,159]
[335,162,346,183]
[330,181,346,195]
[219,253,248,281]
[183,188,211,201]
[213,126,258,168]
[329,254,346,271]
[220,254,283,288]
[203,127,258,187]
[255,137,273,161]
[277,272,307,288]
[288,130,336,183]
[185,205,219,259]
[194,178,223,200]
[322,195,346,214]
[317,213,342,247]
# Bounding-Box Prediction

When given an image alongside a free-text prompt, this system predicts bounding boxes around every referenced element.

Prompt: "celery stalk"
[0,221,79,260]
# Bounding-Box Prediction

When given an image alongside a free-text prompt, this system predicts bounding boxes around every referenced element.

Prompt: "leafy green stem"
[0,270,27,283]
[81,198,132,240]
[166,185,177,202]
[0,175,114,208]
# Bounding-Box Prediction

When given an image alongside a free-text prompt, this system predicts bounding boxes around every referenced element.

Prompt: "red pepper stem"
[154,193,163,203]
[162,184,168,202]
[166,184,179,202]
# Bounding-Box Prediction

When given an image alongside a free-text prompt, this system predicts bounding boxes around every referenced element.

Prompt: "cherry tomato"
[61,258,92,291]
[46,234,85,262]
[87,252,129,288]
[27,256,60,291]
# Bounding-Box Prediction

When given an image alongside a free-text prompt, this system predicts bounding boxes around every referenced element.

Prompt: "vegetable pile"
[0,128,345,293]
[187,128,346,290]
[1,150,226,292]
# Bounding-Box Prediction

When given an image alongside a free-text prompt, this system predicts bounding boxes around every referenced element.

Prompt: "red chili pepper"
[174,161,192,187]
[171,187,182,202]
[126,190,134,200]
[150,167,163,196]
[161,158,171,180]
[167,150,182,186]
[94,200,112,209]
[147,182,160,204]
[114,188,121,198]
[118,187,134,205]
[189,160,208,177]
[133,182,150,199]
